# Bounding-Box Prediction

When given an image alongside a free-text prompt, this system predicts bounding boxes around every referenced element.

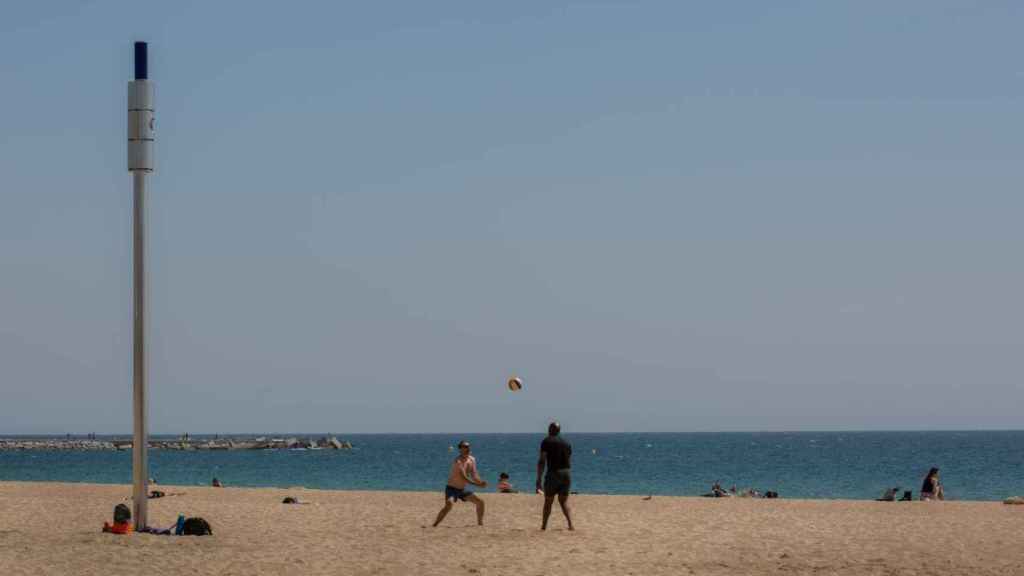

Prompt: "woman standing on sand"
[920,468,944,500]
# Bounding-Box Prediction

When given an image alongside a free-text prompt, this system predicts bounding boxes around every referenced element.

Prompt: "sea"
[1,431,1022,501]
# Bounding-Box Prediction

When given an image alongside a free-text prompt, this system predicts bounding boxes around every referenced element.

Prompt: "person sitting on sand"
[497,472,517,493]
[920,468,944,501]
[211,477,223,488]
[102,503,133,534]
[432,440,487,527]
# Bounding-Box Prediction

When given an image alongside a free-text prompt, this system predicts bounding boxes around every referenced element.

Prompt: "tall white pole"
[128,41,154,531]
[131,170,148,530]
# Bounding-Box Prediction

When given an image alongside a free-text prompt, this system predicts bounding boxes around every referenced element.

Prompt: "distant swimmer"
[536,422,574,531]
[432,440,488,527]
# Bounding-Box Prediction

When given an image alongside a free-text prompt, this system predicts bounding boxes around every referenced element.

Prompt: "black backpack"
[182,517,213,536]
[113,503,132,524]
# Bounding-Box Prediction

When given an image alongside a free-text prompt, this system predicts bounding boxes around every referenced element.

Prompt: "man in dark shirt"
[536,421,574,531]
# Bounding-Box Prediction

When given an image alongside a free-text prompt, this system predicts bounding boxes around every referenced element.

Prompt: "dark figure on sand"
[709,482,731,497]
[876,487,900,502]
[536,422,574,531]
[433,440,487,527]
[920,467,944,501]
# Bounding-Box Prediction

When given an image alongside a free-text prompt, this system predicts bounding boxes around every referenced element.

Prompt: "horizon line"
[3,427,1023,437]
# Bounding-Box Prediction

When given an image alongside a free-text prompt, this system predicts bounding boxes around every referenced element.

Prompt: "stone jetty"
[0,436,353,452]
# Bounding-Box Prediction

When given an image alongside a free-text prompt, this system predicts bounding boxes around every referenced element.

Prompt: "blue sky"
[1,1,1022,433]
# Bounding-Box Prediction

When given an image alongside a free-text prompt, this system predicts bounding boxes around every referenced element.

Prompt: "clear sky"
[1,1,1022,434]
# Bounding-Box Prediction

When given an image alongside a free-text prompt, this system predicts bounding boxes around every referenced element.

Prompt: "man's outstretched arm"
[471,463,487,487]
[465,459,487,487]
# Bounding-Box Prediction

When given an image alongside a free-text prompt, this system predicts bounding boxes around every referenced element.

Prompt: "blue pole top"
[134,42,148,80]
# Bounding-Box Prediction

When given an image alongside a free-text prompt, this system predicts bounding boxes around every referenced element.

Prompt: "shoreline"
[0,479,1015,503]
[3,478,1019,503]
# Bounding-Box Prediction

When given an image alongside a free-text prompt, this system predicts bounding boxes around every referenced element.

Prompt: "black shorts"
[544,469,571,497]
[445,485,473,502]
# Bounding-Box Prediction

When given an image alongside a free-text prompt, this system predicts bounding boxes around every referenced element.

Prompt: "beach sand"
[1,482,1021,575]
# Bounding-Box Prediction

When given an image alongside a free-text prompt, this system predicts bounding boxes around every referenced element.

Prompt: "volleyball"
[507,376,523,391]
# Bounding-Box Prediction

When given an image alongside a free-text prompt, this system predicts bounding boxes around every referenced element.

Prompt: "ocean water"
[1,432,1022,501]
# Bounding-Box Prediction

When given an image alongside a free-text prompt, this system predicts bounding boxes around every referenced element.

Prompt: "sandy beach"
[1,482,1022,575]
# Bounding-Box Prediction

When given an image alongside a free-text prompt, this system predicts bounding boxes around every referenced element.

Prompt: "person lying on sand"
[123,490,185,502]
[706,482,732,497]
[876,487,900,502]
